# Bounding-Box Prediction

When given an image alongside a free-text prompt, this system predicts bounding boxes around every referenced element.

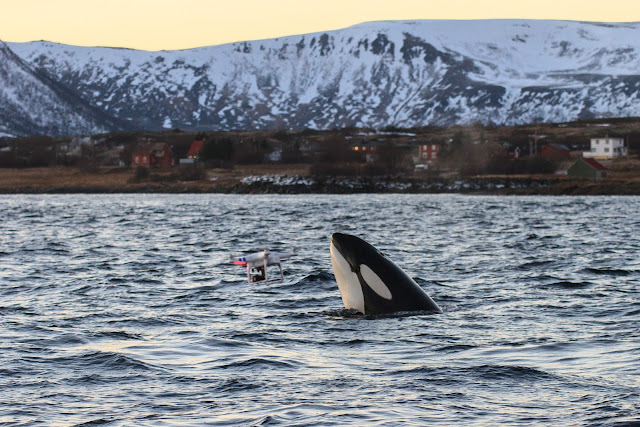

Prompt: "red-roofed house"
[187,139,205,159]
[179,139,205,165]
[567,157,608,180]
[541,143,571,161]
[132,142,174,168]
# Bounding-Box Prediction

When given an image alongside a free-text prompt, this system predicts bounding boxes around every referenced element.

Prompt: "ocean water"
[1,194,639,426]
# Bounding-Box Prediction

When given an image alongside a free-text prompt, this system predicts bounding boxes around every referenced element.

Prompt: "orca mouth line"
[330,238,358,273]
[330,237,343,257]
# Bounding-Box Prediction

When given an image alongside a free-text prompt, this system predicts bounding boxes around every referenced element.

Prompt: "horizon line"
[3,18,639,52]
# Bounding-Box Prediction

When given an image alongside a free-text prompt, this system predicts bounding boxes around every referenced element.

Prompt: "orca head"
[330,232,442,315]
[331,232,380,267]
[330,232,393,313]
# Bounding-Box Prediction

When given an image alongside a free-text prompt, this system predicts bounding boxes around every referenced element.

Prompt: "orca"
[330,233,442,315]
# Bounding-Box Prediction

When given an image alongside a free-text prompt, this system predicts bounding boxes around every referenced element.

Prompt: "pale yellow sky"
[1,0,638,51]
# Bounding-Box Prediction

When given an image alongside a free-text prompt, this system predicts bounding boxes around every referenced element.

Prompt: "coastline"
[2,167,640,195]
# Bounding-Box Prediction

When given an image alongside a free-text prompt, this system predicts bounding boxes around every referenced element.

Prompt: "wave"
[542,281,594,289]
[52,351,159,373]
[395,364,560,383]
[606,420,640,427]
[73,417,119,426]
[218,357,298,370]
[282,271,335,291]
[214,377,265,393]
[320,308,441,320]
[89,330,144,340]
[518,260,556,270]
[435,344,477,353]
[583,268,634,277]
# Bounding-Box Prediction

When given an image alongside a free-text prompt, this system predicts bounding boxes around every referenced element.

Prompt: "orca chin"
[330,233,442,315]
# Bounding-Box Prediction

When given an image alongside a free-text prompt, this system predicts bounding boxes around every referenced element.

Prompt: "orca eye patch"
[359,264,392,300]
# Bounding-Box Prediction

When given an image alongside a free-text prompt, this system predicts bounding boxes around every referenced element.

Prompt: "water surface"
[1,194,639,425]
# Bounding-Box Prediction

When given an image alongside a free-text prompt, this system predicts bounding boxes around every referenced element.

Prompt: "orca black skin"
[330,233,442,315]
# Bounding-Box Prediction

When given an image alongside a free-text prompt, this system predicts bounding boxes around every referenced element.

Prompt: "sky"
[1,0,639,51]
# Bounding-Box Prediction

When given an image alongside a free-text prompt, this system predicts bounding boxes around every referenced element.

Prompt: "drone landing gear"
[247,261,284,284]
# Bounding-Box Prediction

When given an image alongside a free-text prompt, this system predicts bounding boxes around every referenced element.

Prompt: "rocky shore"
[233,175,640,195]
[2,168,640,195]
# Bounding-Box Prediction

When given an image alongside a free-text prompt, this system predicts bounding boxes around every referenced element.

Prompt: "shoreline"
[2,169,640,195]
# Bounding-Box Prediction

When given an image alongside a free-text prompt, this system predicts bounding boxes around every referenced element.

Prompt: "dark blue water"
[1,194,639,426]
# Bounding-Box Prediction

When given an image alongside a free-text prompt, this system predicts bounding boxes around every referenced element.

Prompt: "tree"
[281,140,303,163]
[321,135,353,163]
[440,130,470,161]
[200,137,235,166]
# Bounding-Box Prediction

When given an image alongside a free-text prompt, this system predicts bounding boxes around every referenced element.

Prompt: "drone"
[230,249,296,284]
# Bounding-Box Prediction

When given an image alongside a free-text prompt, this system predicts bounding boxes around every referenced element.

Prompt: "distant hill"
[3,20,640,137]
[0,41,125,138]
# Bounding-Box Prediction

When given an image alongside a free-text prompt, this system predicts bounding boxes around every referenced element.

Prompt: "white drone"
[230,249,296,284]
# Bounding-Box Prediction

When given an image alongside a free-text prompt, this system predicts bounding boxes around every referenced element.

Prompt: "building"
[500,142,521,159]
[265,138,285,162]
[187,139,205,159]
[180,139,205,164]
[351,141,380,163]
[418,142,440,162]
[57,136,93,162]
[583,137,627,159]
[132,142,174,167]
[351,141,378,154]
[567,157,608,180]
[541,143,571,161]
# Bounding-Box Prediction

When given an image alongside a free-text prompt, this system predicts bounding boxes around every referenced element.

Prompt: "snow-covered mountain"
[0,41,125,137]
[4,20,640,137]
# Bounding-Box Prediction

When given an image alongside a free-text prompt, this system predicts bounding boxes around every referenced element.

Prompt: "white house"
[584,137,627,159]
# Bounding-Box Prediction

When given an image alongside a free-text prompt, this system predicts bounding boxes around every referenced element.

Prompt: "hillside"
[3,20,640,137]
[0,42,125,138]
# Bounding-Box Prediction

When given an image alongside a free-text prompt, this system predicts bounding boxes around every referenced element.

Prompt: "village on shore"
[1,117,639,195]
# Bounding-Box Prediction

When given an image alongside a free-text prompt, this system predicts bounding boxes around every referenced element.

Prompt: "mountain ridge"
[3,19,640,137]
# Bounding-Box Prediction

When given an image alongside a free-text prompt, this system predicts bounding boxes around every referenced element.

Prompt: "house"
[132,142,174,168]
[187,139,205,159]
[567,157,608,180]
[351,141,381,163]
[299,140,329,157]
[57,136,93,160]
[418,142,440,162]
[351,141,378,154]
[180,139,205,164]
[265,138,285,162]
[541,143,571,161]
[583,137,627,159]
